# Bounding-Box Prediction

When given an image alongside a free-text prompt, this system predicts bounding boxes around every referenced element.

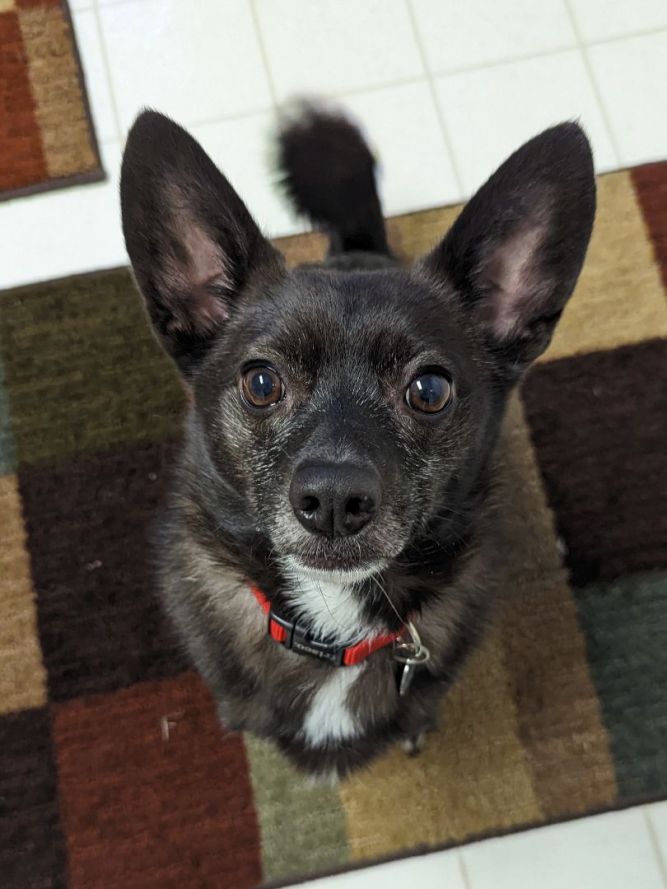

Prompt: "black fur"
[120,106,595,777]
[277,104,390,255]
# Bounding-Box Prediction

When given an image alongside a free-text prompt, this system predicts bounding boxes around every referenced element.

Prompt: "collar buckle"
[268,608,345,666]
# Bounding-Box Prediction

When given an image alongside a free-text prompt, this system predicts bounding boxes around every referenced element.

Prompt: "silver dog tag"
[393,622,430,696]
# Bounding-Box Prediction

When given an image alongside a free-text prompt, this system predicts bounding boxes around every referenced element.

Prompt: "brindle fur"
[120,106,595,778]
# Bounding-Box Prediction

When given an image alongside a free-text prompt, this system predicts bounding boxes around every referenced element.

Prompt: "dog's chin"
[283,553,387,584]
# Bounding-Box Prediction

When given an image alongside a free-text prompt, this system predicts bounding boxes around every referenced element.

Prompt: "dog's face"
[121,112,595,579]
[193,265,493,575]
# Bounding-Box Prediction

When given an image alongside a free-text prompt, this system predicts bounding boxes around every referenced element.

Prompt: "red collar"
[250,584,402,667]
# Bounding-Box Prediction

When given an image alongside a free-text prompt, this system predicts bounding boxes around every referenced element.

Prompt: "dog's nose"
[289,463,381,538]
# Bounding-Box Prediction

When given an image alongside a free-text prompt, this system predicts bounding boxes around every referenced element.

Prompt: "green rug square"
[0,270,184,466]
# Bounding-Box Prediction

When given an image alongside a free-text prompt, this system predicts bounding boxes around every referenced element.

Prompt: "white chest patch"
[282,561,371,644]
[300,665,365,748]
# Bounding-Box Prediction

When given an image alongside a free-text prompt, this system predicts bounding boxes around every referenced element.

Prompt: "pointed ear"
[120,110,284,375]
[421,123,595,375]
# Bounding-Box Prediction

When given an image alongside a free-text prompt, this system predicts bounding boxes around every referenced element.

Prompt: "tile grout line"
[427,23,667,80]
[585,22,667,47]
[257,72,449,109]
[457,850,474,889]
[430,40,577,79]
[90,0,126,144]
[562,0,623,167]
[171,103,276,133]
[644,807,667,888]
[403,0,466,198]
[328,74,428,102]
[248,0,280,110]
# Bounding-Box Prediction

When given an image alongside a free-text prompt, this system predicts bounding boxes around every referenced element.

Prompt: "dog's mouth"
[283,553,387,583]
[272,510,407,578]
[291,552,386,577]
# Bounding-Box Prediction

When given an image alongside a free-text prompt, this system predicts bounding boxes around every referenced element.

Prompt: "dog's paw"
[400,733,427,757]
[304,768,340,789]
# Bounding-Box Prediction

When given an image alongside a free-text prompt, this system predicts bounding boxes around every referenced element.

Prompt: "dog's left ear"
[421,123,595,375]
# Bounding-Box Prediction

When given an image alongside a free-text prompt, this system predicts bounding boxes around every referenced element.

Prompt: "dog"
[120,105,595,779]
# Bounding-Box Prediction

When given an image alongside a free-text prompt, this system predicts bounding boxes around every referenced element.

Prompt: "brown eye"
[406,371,452,414]
[240,365,283,409]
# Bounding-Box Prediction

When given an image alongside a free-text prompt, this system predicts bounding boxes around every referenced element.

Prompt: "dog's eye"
[240,365,284,409]
[406,371,452,414]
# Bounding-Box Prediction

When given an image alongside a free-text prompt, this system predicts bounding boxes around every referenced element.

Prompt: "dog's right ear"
[121,110,284,376]
[420,123,595,378]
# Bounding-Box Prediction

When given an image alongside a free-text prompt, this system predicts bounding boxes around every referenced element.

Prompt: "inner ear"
[121,110,284,377]
[159,201,231,336]
[477,216,551,341]
[420,122,596,376]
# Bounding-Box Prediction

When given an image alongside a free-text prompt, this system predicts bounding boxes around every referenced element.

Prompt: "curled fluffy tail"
[276,104,389,255]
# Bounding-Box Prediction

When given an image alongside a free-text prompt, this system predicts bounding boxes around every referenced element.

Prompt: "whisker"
[314,579,345,631]
[371,575,408,634]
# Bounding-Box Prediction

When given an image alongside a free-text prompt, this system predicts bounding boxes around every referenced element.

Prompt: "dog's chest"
[282,573,369,643]
[300,664,366,747]
[282,574,371,747]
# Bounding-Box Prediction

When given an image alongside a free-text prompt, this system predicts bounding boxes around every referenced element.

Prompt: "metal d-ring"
[393,621,431,665]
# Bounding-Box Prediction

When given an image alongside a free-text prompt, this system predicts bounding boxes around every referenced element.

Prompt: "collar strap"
[250,584,401,667]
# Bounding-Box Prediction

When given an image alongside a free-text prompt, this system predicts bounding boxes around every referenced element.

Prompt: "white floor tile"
[568,0,667,43]
[587,31,667,167]
[335,82,461,216]
[646,802,667,871]
[4,0,664,291]
[71,8,119,144]
[297,848,467,888]
[434,49,617,195]
[188,113,299,239]
[0,143,126,290]
[254,0,424,102]
[461,808,664,889]
[98,0,272,133]
[410,0,576,74]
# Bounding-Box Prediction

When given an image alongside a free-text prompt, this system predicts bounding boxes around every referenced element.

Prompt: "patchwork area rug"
[1,163,666,888]
[0,0,102,199]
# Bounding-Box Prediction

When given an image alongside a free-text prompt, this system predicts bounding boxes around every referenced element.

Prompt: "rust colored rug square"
[0,163,666,888]
[0,0,102,200]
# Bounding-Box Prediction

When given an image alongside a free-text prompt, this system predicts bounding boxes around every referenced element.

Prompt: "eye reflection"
[406,372,452,414]
[240,366,283,409]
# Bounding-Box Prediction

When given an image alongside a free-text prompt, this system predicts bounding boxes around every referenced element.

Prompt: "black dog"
[120,106,595,778]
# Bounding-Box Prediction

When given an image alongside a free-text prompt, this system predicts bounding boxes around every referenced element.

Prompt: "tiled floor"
[302,806,667,888]
[1,0,665,290]
[2,2,666,886]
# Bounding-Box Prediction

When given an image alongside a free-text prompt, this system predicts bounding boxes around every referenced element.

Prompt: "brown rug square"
[0,0,102,200]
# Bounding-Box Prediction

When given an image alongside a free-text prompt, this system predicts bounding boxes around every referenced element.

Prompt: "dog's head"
[121,111,594,581]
